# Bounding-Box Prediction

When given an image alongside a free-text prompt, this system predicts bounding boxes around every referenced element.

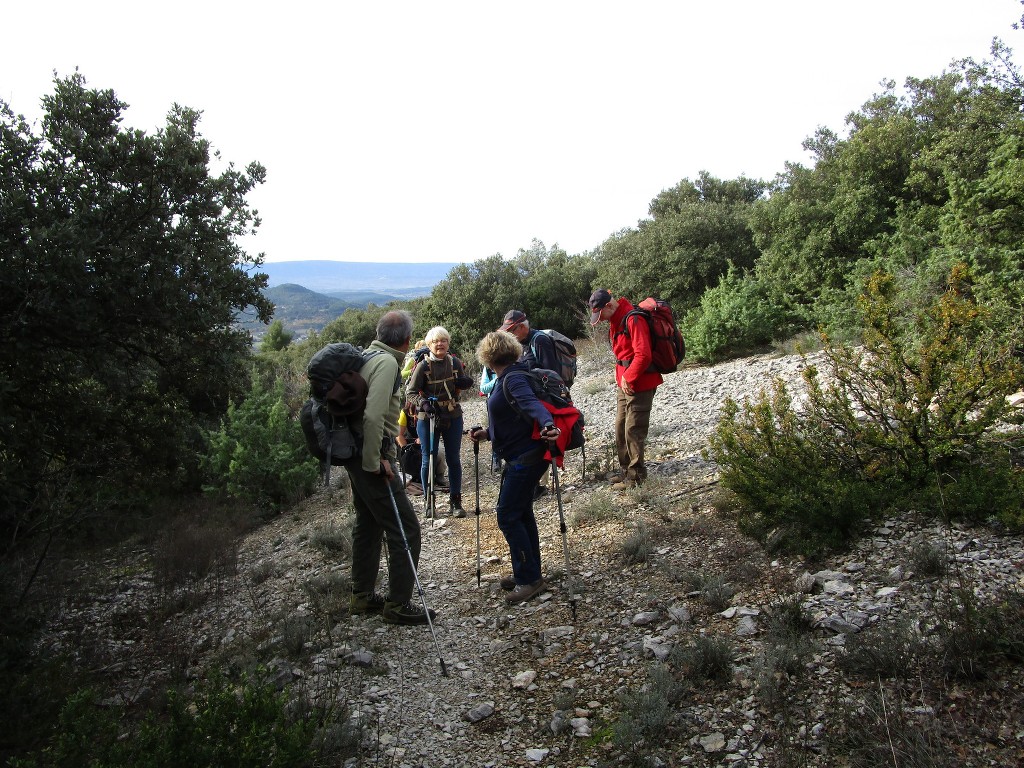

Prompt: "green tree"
[596,172,765,312]
[422,242,596,360]
[750,37,1024,338]
[202,378,317,511]
[684,266,796,362]
[260,319,294,352]
[0,73,272,541]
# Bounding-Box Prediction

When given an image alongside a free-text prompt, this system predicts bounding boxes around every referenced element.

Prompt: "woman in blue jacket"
[469,331,560,604]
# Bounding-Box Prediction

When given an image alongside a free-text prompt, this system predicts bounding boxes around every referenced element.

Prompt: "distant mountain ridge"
[259,260,461,292]
[238,283,430,339]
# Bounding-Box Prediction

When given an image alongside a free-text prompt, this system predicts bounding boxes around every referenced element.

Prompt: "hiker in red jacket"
[589,289,662,489]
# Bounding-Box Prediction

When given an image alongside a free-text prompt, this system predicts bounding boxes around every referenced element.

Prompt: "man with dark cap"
[497,309,560,498]
[497,310,560,373]
[588,289,662,489]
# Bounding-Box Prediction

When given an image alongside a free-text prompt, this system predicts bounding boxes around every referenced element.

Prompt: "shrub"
[671,569,735,610]
[841,683,950,768]
[203,377,319,511]
[668,635,735,684]
[151,510,240,597]
[910,541,949,578]
[621,521,653,565]
[707,377,891,554]
[839,620,927,680]
[623,474,672,511]
[755,601,818,708]
[570,488,623,526]
[301,572,352,640]
[936,588,1024,678]
[612,665,682,763]
[12,671,321,767]
[310,521,352,558]
[683,266,795,362]
[707,265,1024,552]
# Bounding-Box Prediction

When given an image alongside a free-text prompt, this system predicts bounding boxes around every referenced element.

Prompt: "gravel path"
[41,341,1024,767]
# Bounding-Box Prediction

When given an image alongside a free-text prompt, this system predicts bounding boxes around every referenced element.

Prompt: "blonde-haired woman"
[406,326,473,516]
[469,331,560,604]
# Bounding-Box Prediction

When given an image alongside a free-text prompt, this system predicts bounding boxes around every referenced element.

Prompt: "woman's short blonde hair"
[425,326,450,344]
[476,331,522,371]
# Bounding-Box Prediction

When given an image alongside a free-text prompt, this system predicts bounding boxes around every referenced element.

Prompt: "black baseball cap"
[498,309,527,331]
[588,289,612,324]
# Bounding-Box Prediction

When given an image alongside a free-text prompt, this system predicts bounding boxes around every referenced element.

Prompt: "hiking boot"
[450,495,466,518]
[611,479,640,491]
[499,574,516,591]
[382,600,437,625]
[505,578,547,604]
[350,592,386,616]
[533,484,548,500]
[406,481,423,496]
[436,477,450,491]
[607,473,625,484]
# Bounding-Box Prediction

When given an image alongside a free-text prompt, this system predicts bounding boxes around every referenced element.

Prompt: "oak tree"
[0,73,273,539]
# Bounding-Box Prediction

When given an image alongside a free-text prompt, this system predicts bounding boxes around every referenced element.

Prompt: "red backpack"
[616,297,686,374]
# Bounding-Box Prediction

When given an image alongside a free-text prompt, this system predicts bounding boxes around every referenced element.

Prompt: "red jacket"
[530,404,581,468]
[608,298,663,393]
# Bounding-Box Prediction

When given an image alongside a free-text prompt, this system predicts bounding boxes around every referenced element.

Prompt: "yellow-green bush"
[708,265,1024,552]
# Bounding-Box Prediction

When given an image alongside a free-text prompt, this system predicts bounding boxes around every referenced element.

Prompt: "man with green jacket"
[348,310,436,625]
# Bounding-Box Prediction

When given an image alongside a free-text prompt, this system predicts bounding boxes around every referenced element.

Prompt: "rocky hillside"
[42,341,1024,766]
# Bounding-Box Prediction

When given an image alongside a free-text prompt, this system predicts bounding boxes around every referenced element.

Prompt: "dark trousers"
[346,460,421,605]
[615,386,656,482]
[495,454,548,585]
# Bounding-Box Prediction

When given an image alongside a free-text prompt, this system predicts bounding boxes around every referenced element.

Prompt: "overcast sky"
[3,1,1020,264]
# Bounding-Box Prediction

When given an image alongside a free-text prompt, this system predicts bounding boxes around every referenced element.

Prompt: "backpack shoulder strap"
[500,369,532,422]
[615,309,651,366]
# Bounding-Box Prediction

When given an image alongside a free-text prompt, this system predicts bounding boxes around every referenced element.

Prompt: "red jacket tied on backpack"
[608,299,663,393]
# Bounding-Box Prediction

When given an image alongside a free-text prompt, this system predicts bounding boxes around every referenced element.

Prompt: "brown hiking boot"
[499,574,516,591]
[504,578,547,604]
[350,592,386,615]
[382,600,437,625]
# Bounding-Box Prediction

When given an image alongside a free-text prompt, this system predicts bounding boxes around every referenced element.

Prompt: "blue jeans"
[417,413,463,496]
[496,451,549,585]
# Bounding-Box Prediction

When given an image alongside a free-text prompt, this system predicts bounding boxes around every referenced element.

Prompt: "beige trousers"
[615,386,656,482]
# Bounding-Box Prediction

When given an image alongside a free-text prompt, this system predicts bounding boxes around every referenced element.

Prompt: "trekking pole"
[548,444,578,623]
[385,481,449,678]
[473,436,481,588]
[425,400,437,519]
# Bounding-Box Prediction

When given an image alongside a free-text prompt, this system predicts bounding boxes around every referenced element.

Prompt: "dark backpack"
[501,368,585,452]
[531,329,577,388]
[617,297,686,374]
[300,342,384,483]
[399,442,422,478]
